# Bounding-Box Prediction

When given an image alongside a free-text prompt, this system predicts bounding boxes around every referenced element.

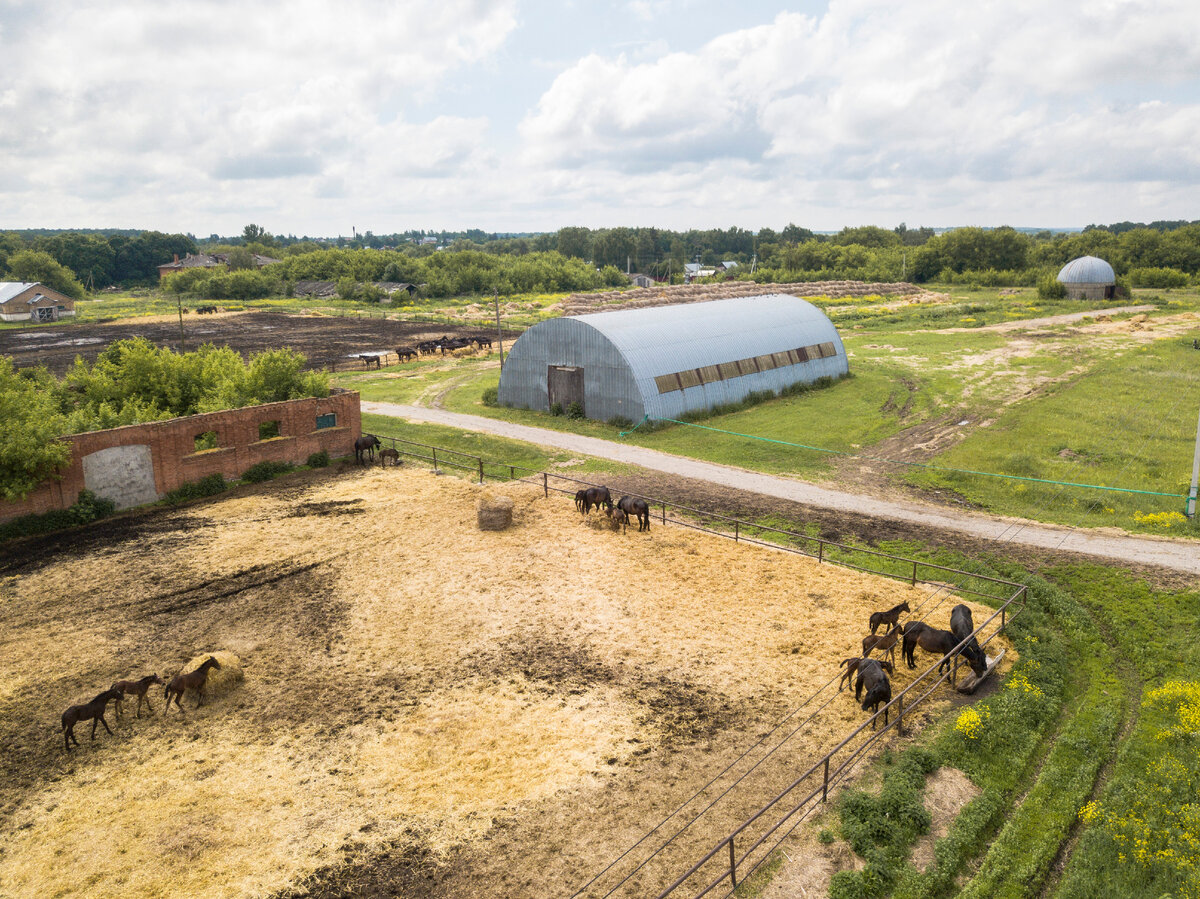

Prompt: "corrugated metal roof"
[0,282,38,303]
[1057,256,1115,284]
[572,294,842,382]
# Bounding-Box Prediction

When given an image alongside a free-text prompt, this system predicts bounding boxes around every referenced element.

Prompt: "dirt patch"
[0,311,520,377]
[910,767,981,871]
[0,467,1008,899]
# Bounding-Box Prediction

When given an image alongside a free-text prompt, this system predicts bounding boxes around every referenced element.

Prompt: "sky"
[1,0,1199,237]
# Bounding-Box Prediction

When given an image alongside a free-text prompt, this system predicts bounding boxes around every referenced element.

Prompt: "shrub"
[1037,273,1067,299]
[241,460,293,483]
[164,473,227,504]
[0,489,117,541]
[549,402,564,416]
[607,415,634,429]
[1128,266,1189,289]
[566,401,585,419]
[481,386,499,407]
[306,450,330,468]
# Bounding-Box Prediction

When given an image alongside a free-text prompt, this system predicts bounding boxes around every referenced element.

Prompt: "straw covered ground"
[0,467,1009,899]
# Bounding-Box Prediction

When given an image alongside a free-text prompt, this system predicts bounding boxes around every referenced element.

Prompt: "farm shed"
[497,294,848,422]
[1057,255,1116,299]
[0,282,76,323]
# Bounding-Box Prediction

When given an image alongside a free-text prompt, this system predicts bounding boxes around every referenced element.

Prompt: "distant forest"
[2,220,1199,300]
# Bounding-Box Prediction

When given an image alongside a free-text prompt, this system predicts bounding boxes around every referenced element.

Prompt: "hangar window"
[655,373,681,394]
[678,369,703,389]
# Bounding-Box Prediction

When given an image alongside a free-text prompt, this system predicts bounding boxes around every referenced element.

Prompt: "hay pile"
[476,493,514,530]
[560,280,926,315]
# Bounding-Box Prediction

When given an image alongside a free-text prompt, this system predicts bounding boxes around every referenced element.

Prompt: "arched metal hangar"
[496,294,849,422]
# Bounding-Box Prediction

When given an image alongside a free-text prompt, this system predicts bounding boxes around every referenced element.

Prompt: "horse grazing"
[354,435,381,464]
[607,505,629,534]
[616,495,651,532]
[395,346,417,362]
[839,656,893,692]
[902,621,987,677]
[164,657,221,712]
[359,354,381,370]
[112,673,165,719]
[379,447,400,466]
[580,486,613,515]
[574,489,587,513]
[62,687,124,751]
[855,659,892,726]
[869,601,910,634]
[861,622,902,667]
[950,604,982,649]
[473,336,493,350]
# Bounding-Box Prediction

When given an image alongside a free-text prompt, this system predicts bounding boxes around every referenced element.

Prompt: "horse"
[574,489,587,513]
[359,354,381,370]
[580,486,613,515]
[473,336,493,350]
[839,656,893,692]
[862,622,902,667]
[902,621,987,676]
[607,505,629,534]
[355,435,381,464]
[855,659,892,727]
[395,346,417,363]
[112,673,165,719]
[379,447,400,466]
[164,657,221,711]
[616,495,650,532]
[869,601,910,634]
[62,687,124,751]
[950,604,983,655]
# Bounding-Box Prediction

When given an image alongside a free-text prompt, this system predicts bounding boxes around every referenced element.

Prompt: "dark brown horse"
[395,346,417,362]
[607,505,629,534]
[869,601,910,634]
[62,687,124,750]
[165,657,221,711]
[354,435,381,464]
[902,621,987,676]
[616,495,650,531]
[112,673,165,719]
[861,623,902,667]
[580,486,613,515]
[839,656,893,692]
[359,354,381,370]
[855,659,892,727]
[379,448,400,466]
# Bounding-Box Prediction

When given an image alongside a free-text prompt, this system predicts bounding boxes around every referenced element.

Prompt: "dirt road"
[362,401,1200,575]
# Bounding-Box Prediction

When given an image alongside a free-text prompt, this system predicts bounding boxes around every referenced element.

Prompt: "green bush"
[549,402,564,416]
[607,415,634,429]
[163,472,227,504]
[481,386,499,407]
[306,450,331,468]
[1127,267,1189,289]
[241,460,293,483]
[0,489,116,541]
[566,401,585,419]
[1037,273,1067,299]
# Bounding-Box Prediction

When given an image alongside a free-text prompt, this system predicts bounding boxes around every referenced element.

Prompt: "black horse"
[950,604,984,659]
[616,495,651,531]
[580,486,613,514]
[355,435,381,464]
[855,659,892,727]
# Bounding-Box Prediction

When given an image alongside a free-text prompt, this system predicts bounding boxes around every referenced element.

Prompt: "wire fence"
[365,433,1027,898]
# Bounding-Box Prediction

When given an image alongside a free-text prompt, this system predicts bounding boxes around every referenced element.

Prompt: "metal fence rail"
[365,433,1027,898]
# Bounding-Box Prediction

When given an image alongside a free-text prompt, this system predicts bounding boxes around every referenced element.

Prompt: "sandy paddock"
[0,467,1010,899]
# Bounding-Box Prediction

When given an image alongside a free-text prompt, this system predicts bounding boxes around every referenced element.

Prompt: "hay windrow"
[0,467,1013,899]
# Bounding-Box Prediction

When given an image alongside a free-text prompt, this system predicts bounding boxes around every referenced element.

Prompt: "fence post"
[734,521,739,542]
[818,541,824,564]
[822,758,830,801]
[897,694,903,733]
[1002,607,1007,630]
[911,560,917,586]
[728,838,737,890]
[662,502,666,525]
[432,447,438,473]
[543,472,548,498]
[478,457,484,484]
[509,465,515,481]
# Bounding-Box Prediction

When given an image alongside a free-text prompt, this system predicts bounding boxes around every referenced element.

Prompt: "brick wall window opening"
[315,412,337,430]
[258,420,281,440]
[194,431,219,451]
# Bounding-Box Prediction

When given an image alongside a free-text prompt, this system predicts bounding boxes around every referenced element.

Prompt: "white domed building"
[1056,256,1116,300]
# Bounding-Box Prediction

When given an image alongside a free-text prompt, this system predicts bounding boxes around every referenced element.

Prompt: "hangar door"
[547,365,584,412]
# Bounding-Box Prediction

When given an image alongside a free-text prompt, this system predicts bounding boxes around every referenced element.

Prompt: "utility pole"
[176,296,186,352]
[1187,400,1200,518]
[493,290,505,370]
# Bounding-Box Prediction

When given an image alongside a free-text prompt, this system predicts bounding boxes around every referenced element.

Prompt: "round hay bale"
[179,650,244,698]
[476,494,514,531]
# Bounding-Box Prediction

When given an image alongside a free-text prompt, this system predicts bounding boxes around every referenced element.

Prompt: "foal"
[62,687,124,751]
[164,657,221,712]
[112,674,165,719]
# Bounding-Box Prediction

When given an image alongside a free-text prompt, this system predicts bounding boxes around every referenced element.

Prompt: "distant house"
[0,282,76,323]
[626,273,655,288]
[683,263,717,283]
[717,261,739,272]
[156,252,283,280]
[1056,256,1116,300]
